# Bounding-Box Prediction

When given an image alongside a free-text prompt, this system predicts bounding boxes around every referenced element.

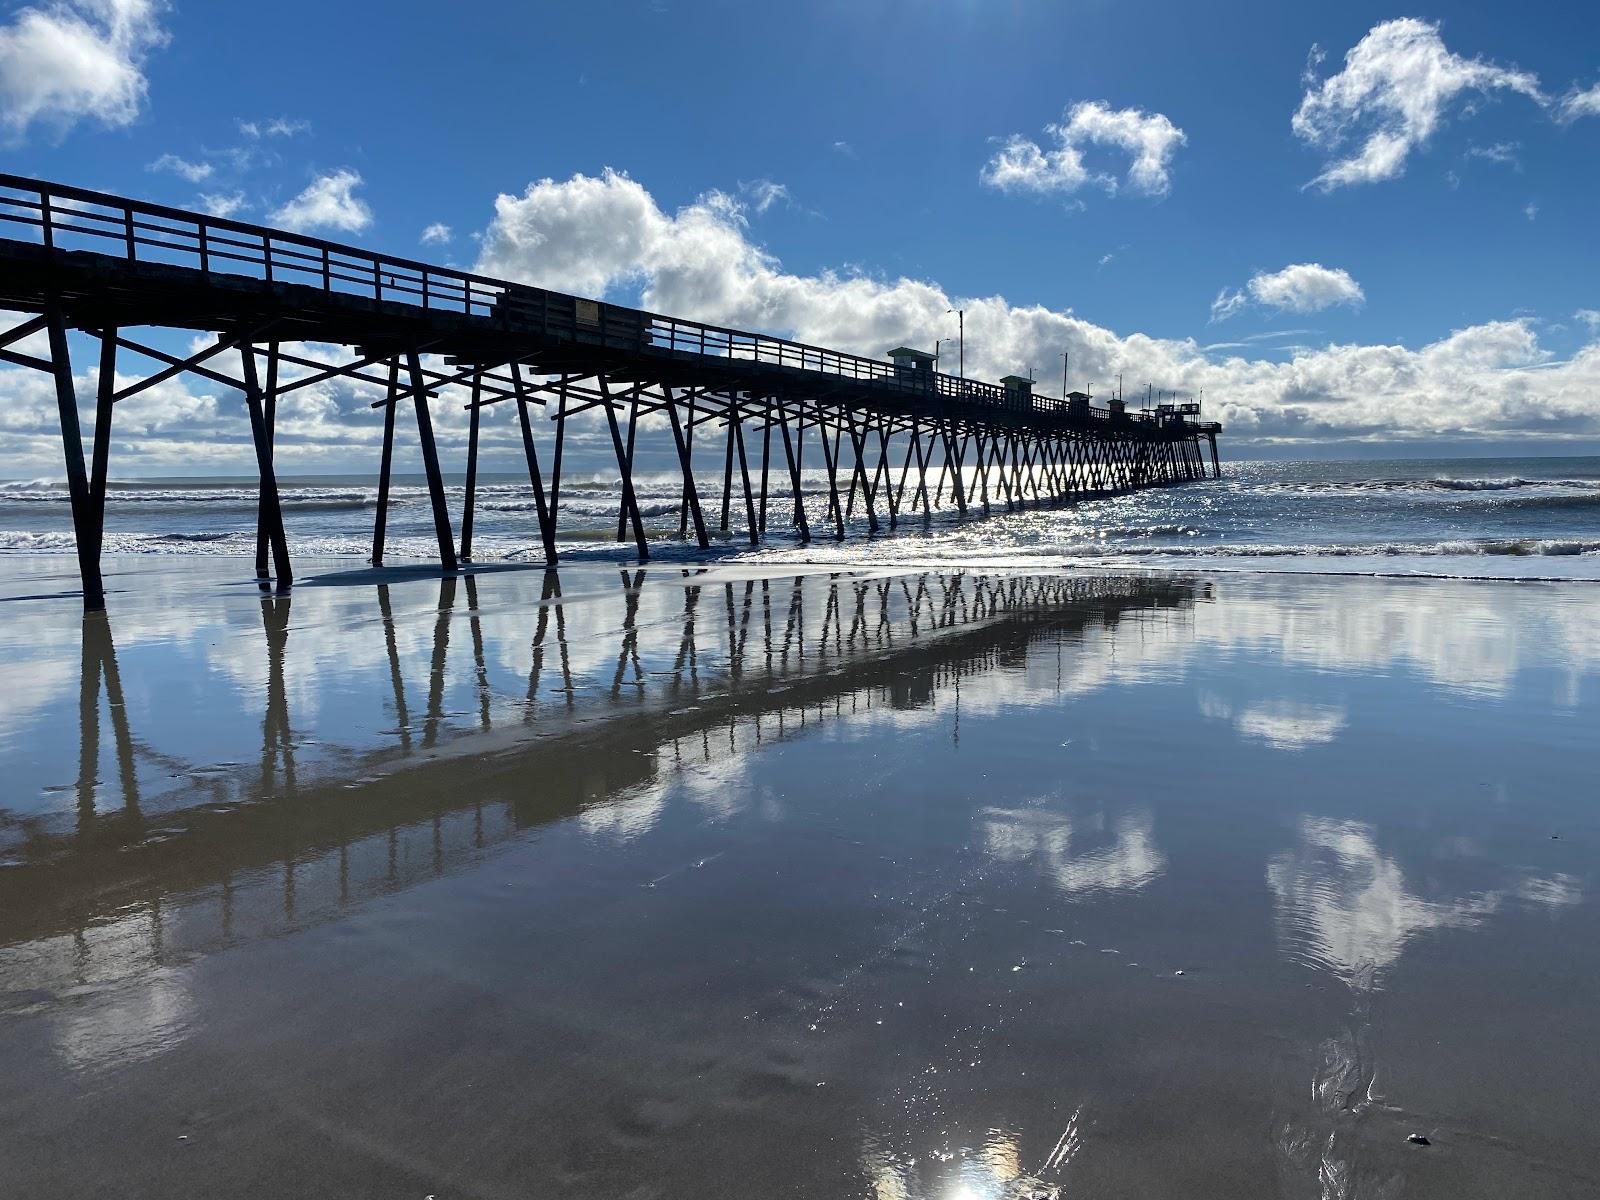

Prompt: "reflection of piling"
[377,583,413,753]
[423,576,455,748]
[75,611,141,830]
[260,593,296,793]
[1,567,1201,993]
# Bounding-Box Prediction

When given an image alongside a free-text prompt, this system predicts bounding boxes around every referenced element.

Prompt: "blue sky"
[2,0,1599,472]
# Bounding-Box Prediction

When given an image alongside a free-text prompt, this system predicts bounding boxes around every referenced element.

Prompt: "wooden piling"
[46,310,105,611]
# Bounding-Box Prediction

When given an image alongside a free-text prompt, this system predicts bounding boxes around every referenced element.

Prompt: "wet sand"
[0,555,1596,1198]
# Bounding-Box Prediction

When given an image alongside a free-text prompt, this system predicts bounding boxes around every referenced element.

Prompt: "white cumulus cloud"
[270,169,372,234]
[1293,18,1544,190]
[1248,263,1365,313]
[981,100,1186,199]
[0,0,168,142]
[419,221,451,245]
[1212,264,1364,321]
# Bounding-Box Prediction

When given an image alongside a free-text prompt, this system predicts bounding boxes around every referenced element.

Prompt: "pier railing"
[0,173,1186,429]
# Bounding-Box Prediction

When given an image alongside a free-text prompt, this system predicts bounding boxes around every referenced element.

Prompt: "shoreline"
[6,547,1600,610]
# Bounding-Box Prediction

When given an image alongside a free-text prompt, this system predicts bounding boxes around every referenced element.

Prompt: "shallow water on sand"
[6,454,1600,580]
[0,557,1596,1197]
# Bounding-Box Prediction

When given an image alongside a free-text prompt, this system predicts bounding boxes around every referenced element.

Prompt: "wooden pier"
[0,174,1223,611]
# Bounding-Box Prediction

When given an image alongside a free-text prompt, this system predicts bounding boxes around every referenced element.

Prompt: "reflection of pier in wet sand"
[0,568,1200,993]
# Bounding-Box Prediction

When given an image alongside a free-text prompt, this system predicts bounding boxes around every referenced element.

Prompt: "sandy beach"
[0,554,1595,1198]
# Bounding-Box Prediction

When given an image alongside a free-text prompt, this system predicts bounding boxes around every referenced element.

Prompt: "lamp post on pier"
[946,308,964,380]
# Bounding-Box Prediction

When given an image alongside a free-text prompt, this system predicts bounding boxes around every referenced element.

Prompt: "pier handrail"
[0,173,1199,430]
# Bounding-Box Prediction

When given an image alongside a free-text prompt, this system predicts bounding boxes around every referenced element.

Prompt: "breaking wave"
[1092,539,1600,559]
[1265,476,1600,495]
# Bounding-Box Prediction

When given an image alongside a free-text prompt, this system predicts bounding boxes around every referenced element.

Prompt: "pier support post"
[944,421,968,517]
[895,418,919,514]
[720,404,736,533]
[845,413,879,534]
[759,395,772,535]
[777,403,810,542]
[460,369,481,562]
[914,427,934,515]
[407,351,458,572]
[511,364,558,564]
[666,387,710,549]
[373,358,399,566]
[601,378,649,561]
[877,421,899,529]
[677,390,695,538]
[254,343,279,577]
[818,412,845,540]
[90,328,116,564]
[791,413,806,528]
[973,432,992,511]
[46,310,106,611]
[616,386,640,543]
[240,341,292,588]
[550,381,568,537]
[733,406,759,545]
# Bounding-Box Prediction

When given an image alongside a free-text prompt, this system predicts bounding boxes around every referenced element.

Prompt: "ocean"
[4,454,1600,581]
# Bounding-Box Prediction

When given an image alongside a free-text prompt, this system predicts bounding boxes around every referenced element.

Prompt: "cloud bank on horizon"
[473,169,1600,451]
[0,4,1599,472]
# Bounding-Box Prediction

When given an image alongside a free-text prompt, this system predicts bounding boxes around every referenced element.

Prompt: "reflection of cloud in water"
[1191,579,1600,700]
[676,753,759,822]
[1235,700,1346,750]
[1515,873,1583,909]
[577,784,667,841]
[982,806,1165,898]
[578,746,762,842]
[54,968,193,1074]
[0,655,75,740]
[1267,817,1580,981]
[27,904,198,1073]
